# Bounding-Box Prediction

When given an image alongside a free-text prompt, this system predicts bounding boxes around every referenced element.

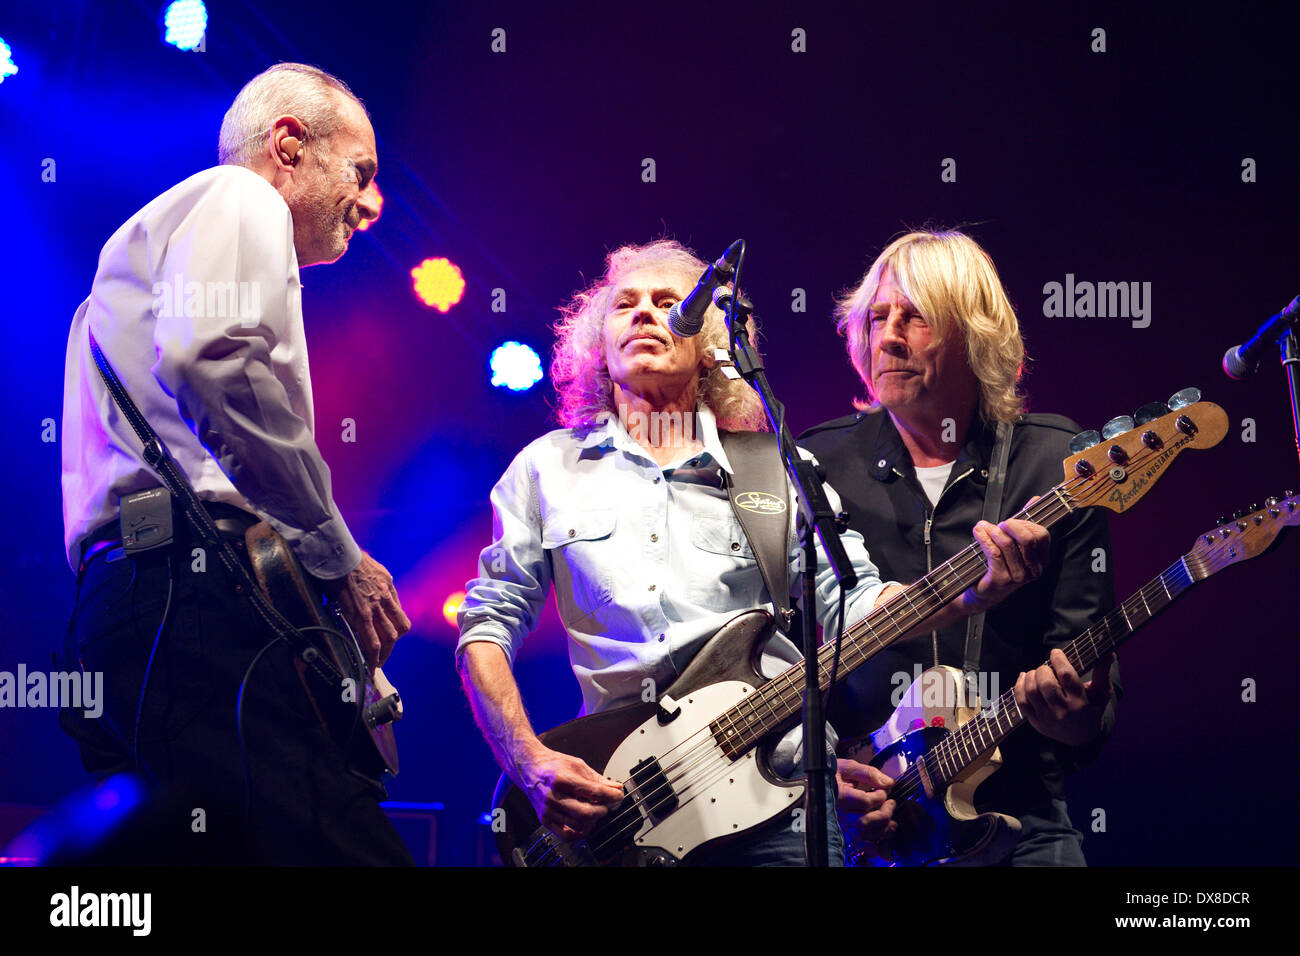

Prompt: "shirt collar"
[574,405,734,474]
[869,409,992,481]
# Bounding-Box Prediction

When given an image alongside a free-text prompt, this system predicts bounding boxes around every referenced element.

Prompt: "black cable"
[822,586,848,725]
[132,555,174,771]
[236,636,281,822]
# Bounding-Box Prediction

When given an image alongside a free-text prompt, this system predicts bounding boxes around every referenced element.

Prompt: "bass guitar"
[492,395,1227,866]
[845,491,1299,866]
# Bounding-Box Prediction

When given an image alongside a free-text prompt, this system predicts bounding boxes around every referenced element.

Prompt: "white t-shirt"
[913,461,956,509]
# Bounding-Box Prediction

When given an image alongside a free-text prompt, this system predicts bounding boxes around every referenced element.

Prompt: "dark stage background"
[0,1,1296,865]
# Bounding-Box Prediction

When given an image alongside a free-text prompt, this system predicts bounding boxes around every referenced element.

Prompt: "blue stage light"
[163,0,208,51]
[0,38,17,83]
[490,341,543,392]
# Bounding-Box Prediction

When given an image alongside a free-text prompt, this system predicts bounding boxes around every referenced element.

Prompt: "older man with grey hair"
[58,63,411,864]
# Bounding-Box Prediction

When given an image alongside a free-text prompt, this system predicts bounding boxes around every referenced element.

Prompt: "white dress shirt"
[456,406,890,719]
[61,165,362,579]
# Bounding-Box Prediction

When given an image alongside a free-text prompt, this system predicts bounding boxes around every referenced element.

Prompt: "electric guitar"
[492,396,1228,866]
[845,491,1299,867]
[244,521,403,779]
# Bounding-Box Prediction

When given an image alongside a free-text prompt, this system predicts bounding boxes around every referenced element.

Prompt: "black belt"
[79,499,260,569]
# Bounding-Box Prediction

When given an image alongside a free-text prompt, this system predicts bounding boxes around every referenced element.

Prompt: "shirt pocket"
[688,513,764,608]
[541,509,617,625]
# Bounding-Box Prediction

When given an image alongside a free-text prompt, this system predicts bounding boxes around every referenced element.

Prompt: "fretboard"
[713,485,1081,758]
[921,556,1197,790]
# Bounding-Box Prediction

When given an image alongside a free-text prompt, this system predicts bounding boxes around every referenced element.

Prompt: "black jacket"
[799,408,1119,813]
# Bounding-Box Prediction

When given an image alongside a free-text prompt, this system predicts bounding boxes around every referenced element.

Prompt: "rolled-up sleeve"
[456,446,552,669]
[149,172,361,580]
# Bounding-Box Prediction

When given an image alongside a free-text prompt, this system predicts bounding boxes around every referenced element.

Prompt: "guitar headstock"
[1185,492,1300,580]
[1061,389,1228,514]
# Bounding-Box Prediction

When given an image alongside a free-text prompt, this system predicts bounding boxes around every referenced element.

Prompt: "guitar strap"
[718,431,794,634]
[962,418,1014,677]
[86,330,354,690]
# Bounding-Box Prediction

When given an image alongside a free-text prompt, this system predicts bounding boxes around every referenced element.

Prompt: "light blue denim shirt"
[457,407,890,741]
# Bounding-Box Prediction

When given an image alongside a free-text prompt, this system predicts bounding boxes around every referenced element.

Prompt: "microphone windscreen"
[1222,345,1252,380]
[667,302,705,337]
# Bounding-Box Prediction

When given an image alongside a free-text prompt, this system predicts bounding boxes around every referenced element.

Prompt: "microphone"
[666,239,743,337]
[1223,295,1300,379]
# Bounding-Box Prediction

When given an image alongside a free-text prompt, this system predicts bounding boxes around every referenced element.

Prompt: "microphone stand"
[1285,330,1300,471]
[717,239,857,866]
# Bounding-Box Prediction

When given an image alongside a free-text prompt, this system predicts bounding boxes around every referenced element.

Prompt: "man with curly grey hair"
[59,63,409,864]
[456,239,1048,865]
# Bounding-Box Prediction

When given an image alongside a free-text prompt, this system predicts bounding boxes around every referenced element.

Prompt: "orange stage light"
[411,257,466,312]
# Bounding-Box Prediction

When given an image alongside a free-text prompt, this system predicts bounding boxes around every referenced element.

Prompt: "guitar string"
[574,440,1174,861]
[904,562,1196,800]
[883,566,1190,807]
[608,477,1083,808]
[589,485,1103,855]
[529,450,1237,864]
[581,457,1144,860]
[583,496,1050,854]
[580,473,1100,858]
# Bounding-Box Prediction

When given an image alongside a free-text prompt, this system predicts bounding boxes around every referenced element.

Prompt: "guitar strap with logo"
[718,431,794,634]
[962,418,1014,677]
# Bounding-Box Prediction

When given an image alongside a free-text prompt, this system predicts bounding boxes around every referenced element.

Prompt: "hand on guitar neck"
[329,552,412,670]
[837,504,1050,847]
[1014,647,1116,746]
[874,507,1051,639]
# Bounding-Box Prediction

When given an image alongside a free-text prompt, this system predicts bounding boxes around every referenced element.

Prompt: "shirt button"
[980,469,989,478]
[650,533,659,542]
[568,529,576,537]
[877,458,887,468]
[653,477,662,484]
[731,542,741,551]
[648,584,657,592]
[658,634,666,642]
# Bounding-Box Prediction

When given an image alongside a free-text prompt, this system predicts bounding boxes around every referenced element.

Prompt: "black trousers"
[57,522,412,865]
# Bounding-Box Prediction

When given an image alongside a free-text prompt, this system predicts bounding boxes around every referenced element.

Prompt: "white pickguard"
[602,681,803,862]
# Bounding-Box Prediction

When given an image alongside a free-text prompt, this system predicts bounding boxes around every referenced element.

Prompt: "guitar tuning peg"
[1167,386,1201,410]
[1133,401,1169,425]
[1232,510,1244,520]
[1068,429,1101,453]
[1215,516,1228,527]
[1249,503,1260,512]
[1101,415,1135,440]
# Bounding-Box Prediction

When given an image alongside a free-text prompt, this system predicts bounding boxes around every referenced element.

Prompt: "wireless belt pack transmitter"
[119,487,175,555]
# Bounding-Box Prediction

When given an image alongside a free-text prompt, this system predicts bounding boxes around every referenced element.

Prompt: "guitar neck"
[715,487,1081,757]
[924,555,1199,790]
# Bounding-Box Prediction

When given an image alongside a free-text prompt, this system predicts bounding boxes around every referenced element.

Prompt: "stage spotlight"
[442,590,466,628]
[0,38,17,83]
[410,257,466,312]
[490,341,543,392]
[355,183,383,231]
[162,0,207,51]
